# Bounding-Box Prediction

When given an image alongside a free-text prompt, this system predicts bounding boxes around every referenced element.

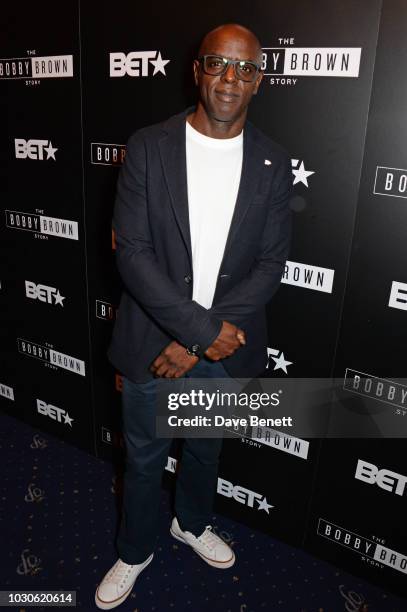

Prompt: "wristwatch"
[186,343,203,358]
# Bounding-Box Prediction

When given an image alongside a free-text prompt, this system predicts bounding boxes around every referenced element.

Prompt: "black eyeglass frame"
[197,54,262,82]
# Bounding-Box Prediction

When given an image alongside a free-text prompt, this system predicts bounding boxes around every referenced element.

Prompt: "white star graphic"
[292,160,314,187]
[53,290,65,307]
[63,412,74,427]
[150,51,170,76]
[271,352,293,375]
[257,496,274,514]
[44,141,58,160]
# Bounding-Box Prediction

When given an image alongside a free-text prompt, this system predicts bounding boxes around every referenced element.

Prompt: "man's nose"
[222,62,237,82]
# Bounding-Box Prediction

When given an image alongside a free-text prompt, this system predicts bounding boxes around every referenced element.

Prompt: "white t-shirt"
[185,120,243,309]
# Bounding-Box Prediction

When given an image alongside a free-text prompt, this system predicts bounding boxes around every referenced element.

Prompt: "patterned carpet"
[1,410,405,612]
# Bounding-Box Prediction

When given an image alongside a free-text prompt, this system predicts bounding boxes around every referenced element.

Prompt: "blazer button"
[184,274,192,284]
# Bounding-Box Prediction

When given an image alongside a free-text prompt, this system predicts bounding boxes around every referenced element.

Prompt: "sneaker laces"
[197,526,220,550]
[109,560,133,584]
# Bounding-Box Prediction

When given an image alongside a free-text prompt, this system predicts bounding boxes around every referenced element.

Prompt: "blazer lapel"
[219,122,267,262]
[159,110,193,263]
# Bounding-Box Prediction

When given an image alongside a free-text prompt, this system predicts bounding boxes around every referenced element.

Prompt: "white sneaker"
[95,554,153,610]
[170,517,235,569]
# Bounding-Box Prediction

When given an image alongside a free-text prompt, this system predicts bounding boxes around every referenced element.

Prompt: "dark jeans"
[116,358,230,565]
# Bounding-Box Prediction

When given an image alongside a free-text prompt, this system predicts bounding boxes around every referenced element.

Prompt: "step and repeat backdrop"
[1,0,406,599]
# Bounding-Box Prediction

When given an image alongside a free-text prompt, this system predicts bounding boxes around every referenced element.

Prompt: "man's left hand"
[150,341,199,378]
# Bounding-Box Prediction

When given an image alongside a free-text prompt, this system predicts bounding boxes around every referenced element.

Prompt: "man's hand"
[205,321,246,361]
[150,340,198,378]
[150,320,245,377]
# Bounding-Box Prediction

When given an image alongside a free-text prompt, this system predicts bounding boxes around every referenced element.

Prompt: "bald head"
[199,23,263,65]
[190,22,264,135]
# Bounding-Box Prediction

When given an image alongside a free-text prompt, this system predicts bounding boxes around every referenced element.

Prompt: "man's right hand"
[204,321,246,361]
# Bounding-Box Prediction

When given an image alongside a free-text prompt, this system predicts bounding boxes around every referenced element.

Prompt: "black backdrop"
[2,0,407,598]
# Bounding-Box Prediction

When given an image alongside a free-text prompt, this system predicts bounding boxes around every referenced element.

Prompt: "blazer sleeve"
[113,131,222,351]
[208,153,292,322]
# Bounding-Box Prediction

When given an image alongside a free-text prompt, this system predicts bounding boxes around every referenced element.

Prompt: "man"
[95,23,292,610]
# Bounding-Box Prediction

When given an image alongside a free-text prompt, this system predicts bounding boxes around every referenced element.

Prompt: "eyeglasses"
[198,54,261,82]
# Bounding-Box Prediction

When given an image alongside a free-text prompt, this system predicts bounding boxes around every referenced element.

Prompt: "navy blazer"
[107,107,292,382]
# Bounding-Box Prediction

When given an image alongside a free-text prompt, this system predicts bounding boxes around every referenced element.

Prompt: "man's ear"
[253,70,264,95]
[192,59,200,86]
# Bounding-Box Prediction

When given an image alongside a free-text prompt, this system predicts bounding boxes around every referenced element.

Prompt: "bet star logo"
[15,139,58,161]
[109,51,170,77]
[36,399,74,427]
[217,478,275,515]
[25,281,66,306]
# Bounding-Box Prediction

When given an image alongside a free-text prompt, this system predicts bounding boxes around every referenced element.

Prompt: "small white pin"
[264,159,272,165]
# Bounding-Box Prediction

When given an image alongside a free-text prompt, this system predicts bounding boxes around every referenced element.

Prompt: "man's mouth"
[214,90,239,103]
